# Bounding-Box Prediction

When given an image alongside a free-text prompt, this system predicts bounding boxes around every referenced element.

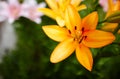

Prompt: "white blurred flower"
[0,0,21,23]
[0,1,7,22]
[21,0,46,24]
[0,20,17,62]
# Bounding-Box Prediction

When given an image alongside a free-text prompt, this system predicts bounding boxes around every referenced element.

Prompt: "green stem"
[111,42,120,45]
[98,19,107,24]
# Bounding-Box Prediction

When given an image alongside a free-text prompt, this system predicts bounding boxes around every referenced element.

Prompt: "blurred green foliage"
[0,0,120,79]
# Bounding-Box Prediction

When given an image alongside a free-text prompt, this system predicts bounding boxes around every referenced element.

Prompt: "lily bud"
[106,16,120,23]
[106,11,120,23]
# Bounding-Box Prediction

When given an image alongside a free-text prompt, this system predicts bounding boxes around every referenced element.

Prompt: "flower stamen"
[68,30,71,34]
[75,26,77,30]
[68,26,86,44]
[82,27,84,32]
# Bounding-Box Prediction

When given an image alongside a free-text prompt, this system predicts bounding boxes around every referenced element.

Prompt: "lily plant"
[42,4,115,71]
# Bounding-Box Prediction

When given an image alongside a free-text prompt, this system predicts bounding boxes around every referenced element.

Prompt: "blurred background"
[0,0,120,79]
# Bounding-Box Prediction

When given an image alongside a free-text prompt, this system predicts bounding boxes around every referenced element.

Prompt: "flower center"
[68,26,87,43]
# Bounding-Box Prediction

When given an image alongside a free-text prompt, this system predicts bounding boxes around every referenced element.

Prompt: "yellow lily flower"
[42,4,115,71]
[102,0,120,33]
[38,0,86,27]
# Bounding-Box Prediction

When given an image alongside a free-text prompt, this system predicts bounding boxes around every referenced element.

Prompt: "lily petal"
[50,38,76,63]
[108,0,114,11]
[42,25,69,42]
[76,44,93,71]
[56,16,65,27]
[77,4,87,11]
[38,8,57,20]
[45,0,58,11]
[58,0,70,11]
[106,0,114,17]
[65,4,81,32]
[114,0,120,11]
[71,0,81,7]
[83,30,115,48]
[82,12,98,31]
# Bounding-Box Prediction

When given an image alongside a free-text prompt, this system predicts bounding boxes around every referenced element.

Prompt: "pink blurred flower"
[0,0,21,23]
[21,0,46,24]
[99,0,108,12]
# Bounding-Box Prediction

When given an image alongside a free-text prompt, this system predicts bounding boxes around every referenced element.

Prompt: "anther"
[84,36,87,39]
[75,26,77,30]
[82,27,84,31]
[68,30,71,34]
[79,39,82,44]
[79,36,84,44]
[73,38,75,41]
